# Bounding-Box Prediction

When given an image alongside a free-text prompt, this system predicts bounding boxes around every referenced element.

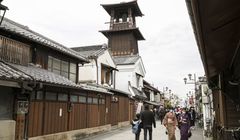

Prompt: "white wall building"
[113,55,147,99]
[72,44,117,88]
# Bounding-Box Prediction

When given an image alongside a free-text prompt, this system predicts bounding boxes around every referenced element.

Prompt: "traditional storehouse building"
[143,80,161,108]
[186,0,240,139]
[72,44,133,127]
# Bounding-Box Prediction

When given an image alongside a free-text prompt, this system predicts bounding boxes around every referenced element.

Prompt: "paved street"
[83,121,203,140]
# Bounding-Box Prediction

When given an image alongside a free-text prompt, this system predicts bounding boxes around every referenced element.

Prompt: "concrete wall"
[0,120,15,140]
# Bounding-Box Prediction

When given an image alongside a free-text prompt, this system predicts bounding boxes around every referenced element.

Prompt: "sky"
[3,0,204,98]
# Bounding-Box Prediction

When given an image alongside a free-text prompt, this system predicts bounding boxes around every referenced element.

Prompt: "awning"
[144,100,160,106]
[129,86,147,100]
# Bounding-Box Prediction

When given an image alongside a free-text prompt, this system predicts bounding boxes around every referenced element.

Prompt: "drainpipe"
[93,56,99,85]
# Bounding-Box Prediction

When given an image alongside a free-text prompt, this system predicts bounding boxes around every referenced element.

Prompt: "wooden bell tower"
[100,1,145,56]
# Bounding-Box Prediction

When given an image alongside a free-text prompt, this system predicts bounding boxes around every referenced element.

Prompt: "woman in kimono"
[179,108,191,140]
[163,109,178,140]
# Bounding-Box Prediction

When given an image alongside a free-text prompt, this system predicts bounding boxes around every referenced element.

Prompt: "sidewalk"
[82,121,204,140]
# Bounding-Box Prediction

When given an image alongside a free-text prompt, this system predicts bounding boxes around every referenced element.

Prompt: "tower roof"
[101,1,143,17]
[99,27,145,40]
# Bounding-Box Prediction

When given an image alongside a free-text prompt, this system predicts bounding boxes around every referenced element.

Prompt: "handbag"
[165,128,168,135]
[188,131,192,138]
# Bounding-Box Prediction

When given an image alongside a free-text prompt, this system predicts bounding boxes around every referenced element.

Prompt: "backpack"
[132,121,140,134]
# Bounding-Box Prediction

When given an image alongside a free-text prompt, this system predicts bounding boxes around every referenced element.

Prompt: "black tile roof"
[9,63,79,88]
[0,61,32,81]
[101,1,143,17]
[71,44,107,58]
[113,55,140,65]
[131,86,147,99]
[0,18,88,63]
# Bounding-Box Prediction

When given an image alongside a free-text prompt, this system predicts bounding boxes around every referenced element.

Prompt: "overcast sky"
[3,0,204,98]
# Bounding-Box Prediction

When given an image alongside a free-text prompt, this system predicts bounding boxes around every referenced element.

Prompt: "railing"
[112,22,135,30]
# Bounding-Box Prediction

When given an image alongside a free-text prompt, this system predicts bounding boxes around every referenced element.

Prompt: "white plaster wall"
[98,51,116,68]
[154,94,160,102]
[0,120,15,140]
[78,60,97,83]
[115,70,132,93]
[115,59,146,93]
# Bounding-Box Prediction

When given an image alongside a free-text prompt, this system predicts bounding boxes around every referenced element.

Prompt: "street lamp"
[0,0,9,25]
[183,73,198,108]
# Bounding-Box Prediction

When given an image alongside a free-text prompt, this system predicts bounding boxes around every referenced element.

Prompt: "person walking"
[163,109,178,140]
[158,107,165,124]
[141,104,156,140]
[131,113,142,140]
[179,108,191,140]
[189,107,196,129]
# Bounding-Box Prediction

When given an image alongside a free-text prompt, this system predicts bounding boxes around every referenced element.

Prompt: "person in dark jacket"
[131,113,142,140]
[141,104,156,140]
[189,107,196,129]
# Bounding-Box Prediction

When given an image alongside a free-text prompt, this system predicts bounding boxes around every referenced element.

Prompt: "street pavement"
[82,121,204,140]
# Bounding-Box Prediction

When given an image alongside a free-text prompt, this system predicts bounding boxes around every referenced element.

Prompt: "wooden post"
[15,114,25,140]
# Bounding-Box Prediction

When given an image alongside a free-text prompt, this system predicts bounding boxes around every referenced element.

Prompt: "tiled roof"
[9,63,79,88]
[113,55,140,65]
[85,83,130,96]
[71,44,107,58]
[144,100,160,106]
[131,86,147,99]
[0,61,32,81]
[81,83,113,95]
[0,18,88,63]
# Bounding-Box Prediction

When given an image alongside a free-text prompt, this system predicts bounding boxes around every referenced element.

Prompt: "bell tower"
[100,1,145,56]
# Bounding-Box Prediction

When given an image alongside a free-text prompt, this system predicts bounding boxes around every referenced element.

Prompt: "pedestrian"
[141,104,156,140]
[179,108,191,140]
[158,107,165,124]
[189,107,196,129]
[131,113,142,140]
[163,109,178,140]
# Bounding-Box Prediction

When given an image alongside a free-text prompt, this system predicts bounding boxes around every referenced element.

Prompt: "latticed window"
[0,35,31,65]
[48,56,77,82]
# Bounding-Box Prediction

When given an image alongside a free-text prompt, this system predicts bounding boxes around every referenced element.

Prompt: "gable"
[98,50,116,68]
[134,58,146,77]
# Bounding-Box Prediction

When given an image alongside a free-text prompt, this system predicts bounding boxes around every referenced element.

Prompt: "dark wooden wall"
[118,96,129,122]
[109,32,138,56]
[28,91,132,137]
[28,101,43,137]
[69,103,87,130]
[110,102,119,125]
[43,102,68,135]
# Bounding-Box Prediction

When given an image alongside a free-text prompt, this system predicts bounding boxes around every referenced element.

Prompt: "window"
[69,63,76,82]
[70,95,78,102]
[61,61,69,78]
[87,97,93,104]
[45,92,57,101]
[79,96,86,103]
[0,36,31,65]
[36,91,44,100]
[136,74,141,88]
[101,65,113,85]
[102,99,105,104]
[52,58,61,75]
[93,98,98,104]
[48,56,77,82]
[58,94,68,101]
